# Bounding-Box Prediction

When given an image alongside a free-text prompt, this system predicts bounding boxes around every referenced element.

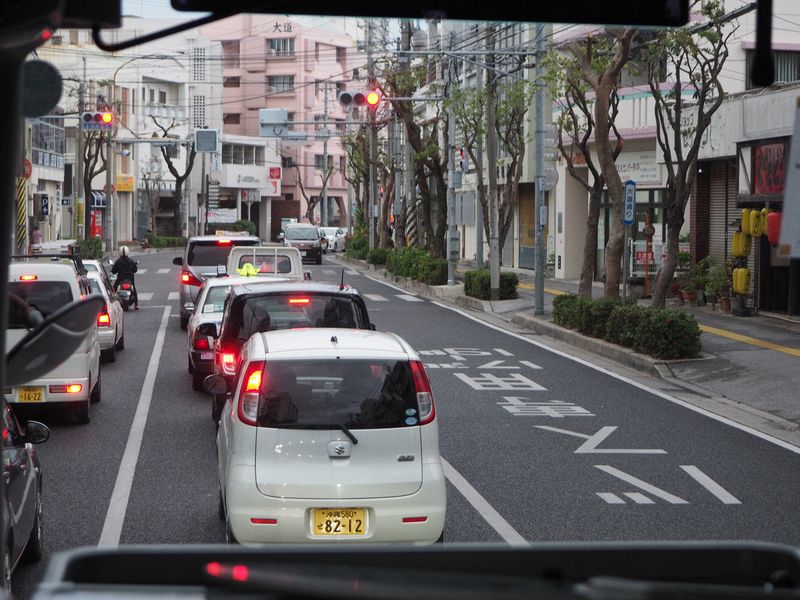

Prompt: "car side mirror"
[203,374,228,395]
[303,271,312,281]
[172,257,183,266]
[197,322,218,338]
[25,421,50,444]
[278,232,285,240]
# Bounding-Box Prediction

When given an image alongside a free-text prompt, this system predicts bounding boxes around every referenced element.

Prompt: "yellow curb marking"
[699,324,800,358]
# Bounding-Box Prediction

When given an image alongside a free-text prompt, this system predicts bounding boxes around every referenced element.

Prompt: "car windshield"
[285,228,319,241]
[228,294,359,341]
[202,285,231,313]
[8,281,73,326]
[256,359,418,429]
[236,255,293,273]
[188,241,257,267]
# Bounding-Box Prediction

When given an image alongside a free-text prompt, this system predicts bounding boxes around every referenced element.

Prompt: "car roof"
[9,262,82,282]
[201,275,290,289]
[285,224,318,229]
[256,328,411,357]
[229,280,361,297]
[187,235,260,243]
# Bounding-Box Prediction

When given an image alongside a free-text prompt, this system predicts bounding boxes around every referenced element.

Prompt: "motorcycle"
[116,278,135,311]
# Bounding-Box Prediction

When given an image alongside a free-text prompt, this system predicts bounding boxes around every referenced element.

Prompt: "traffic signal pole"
[534,24,546,315]
[446,49,457,286]
[321,83,329,227]
[367,20,378,250]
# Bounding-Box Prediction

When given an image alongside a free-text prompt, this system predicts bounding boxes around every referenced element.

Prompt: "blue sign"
[623,180,636,225]
[41,196,49,216]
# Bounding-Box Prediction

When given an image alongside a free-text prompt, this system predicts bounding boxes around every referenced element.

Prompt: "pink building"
[202,15,354,241]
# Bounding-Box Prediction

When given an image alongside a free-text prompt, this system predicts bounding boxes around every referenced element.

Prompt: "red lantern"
[767,211,782,246]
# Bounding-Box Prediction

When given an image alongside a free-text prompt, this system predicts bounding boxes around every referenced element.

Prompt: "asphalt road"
[11,250,800,598]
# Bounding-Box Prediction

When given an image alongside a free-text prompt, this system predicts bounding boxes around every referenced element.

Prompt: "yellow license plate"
[312,508,366,536]
[18,387,43,403]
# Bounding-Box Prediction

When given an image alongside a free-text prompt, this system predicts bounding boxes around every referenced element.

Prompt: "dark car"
[172,235,261,330]
[0,402,49,591]
[280,225,324,265]
[196,281,373,422]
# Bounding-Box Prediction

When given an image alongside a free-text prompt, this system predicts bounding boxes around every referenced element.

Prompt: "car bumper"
[8,375,91,404]
[97,327,116,350]
[190,350,215,373]
[298,248,322,263]
[225,463,446,545]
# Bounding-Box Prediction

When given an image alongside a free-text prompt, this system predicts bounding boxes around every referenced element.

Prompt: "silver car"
[86,272,125,363]
[321,227,346,253]
[173,235,260,330]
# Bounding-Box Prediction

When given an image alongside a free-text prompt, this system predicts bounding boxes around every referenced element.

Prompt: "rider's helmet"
[120,246,129,257]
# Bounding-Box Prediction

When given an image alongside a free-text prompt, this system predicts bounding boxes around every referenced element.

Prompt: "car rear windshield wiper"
[204,562,572,600]
[270,422,359,444]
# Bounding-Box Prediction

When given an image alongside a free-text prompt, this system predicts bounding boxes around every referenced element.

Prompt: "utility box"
[448,231,460,260]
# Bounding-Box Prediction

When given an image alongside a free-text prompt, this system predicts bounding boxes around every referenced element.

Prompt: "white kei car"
[86,272,125,363]
[214,328,446,545]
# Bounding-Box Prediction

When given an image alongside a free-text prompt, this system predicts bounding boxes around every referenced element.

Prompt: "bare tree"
[140,157,164,234]
[341,129,370,233]
[647,0,736,307]
[82,130,108,235]
[151,116,196,235]
[545,51,624,297]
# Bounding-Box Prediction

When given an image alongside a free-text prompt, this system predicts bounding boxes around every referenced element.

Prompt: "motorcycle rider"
[112,245,139,310]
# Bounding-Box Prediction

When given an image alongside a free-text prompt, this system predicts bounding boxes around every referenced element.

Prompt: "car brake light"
[49,384,82,394]
[19,274,37,281]
[181,270,202,286]
[288,297,310,305]
[120,282,132,290]
[193,336,210,350]
[220,351,237,376]
[237,360,265,426]
[217,239,232,245]
[98,304,111,326]
[410,360,435,425]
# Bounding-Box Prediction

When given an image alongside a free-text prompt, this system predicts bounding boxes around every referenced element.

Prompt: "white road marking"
[624,492,655,504]
[137,269,148,274]
[98,306,171,548]
[137,292,154,301]
[680,465,741,504]
[536,425,667,454]
[520,360,543,370]
[595,465,688,504]
[430,301,800,456]
[597,492,626,504]
[157,268,170,274]
[322,269,336,275]
[346,270,359,276]
[396,294,423,302]
[363,274,413,294]
[494,348,514,356]
[364,294,388,302]
[440,457,528,547]
[168,292,179,301]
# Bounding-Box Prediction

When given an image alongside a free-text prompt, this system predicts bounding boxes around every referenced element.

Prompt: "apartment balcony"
[142,103,186,121]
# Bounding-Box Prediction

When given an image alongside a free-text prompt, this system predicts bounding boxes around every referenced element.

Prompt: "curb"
[336,254,464,298]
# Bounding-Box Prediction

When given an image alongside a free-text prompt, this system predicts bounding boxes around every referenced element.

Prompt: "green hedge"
[386,246,429,279]
[345,234,368,260]
[418,256,448,285]
[553,294,702,360]
[463,270,519,300]
[77,237,103,259]
[367,247,389,265]
[145,233,187,248]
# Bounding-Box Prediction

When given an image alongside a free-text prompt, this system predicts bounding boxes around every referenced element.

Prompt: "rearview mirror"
[203,374,228,395]
[197,322,218,338]
[5,296,105,387]
[172,257,183,266]
[25,421,50,444]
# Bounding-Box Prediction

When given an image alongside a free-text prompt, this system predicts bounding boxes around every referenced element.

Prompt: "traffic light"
[338,90,381,109]
[81,111,114,131]
[453,145,468,172]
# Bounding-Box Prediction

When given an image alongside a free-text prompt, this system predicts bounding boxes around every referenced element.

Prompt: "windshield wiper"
[337,423,358,444]
[270,422,359,444]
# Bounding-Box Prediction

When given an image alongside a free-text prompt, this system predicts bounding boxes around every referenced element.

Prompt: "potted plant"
[680,258,708,305]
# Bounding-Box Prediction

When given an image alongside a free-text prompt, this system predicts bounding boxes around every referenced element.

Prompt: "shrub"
[583,297,622,338]
[418,256,448,285]
[463,270,519,300]
[367,247,389,265]
[77,237,103,259]
[145,233,186,248]
[604,303,649,348]
[386,246,429,278]
[345,234,368,260]
[635,309,702,359]
[552,294,590,330]
[233,219,257,235]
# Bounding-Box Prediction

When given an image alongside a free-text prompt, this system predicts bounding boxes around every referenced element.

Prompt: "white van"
[7,260,102,423]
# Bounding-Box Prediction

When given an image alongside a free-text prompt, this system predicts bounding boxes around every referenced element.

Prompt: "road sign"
[42,196,49,216]
[623,180,636,225]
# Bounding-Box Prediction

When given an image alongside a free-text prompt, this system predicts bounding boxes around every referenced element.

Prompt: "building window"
[222,40,240,68]
[746,49,800,89]
[266,75,294,94]
[336,46,346,64]
[282,155,293,168]
[255,146,265,166]
[222,144,233,164]
[141,87,146,101]
[192,47,206,82]
[287,112,295,124]
[315,154,333,170]
[223,76,240,88]
[161,143,179,159]
[158,90,167,105]
[223,113,241,125]
[315,43,320,61]
[339,156,346,173]
[149,89,155,103]
[267,38,295,57]
[192,95,207,129]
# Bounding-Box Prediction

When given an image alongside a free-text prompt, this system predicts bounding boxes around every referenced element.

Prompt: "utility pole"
[475,47,484,270]
[393,114,403,247]
[80,57,89,240]
[445,44,457,286]
[402,19,415,249]
[367,19,378,249]
[534,24,546,315]
[201,152,207,234]
[321,82,329,227]
[104,83,115,253]
[486,25,500,301]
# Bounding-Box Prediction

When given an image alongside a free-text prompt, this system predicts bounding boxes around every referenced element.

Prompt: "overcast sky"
[122,0,206,19]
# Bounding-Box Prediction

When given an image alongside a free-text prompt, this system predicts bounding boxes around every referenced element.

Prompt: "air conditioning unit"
[267,48,277,56]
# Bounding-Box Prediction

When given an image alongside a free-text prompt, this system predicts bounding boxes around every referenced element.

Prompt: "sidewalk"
[340,255,800,434]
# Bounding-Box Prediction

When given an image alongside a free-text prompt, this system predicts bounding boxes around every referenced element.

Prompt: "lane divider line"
[98,305,171,548]
[440,457,529,547]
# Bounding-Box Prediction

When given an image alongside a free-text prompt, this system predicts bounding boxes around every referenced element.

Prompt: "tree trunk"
[652,221,681,307]
[579,187,602,297]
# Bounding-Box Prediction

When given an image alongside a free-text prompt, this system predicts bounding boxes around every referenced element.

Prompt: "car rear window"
[285,228,319,241]
[227,294,361,342]
[187,240,258,267]
[89,279,105,297]
[202,285,231,313]
[9,281,73,327]
[255,359,418,430]
[236,254,293,274]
